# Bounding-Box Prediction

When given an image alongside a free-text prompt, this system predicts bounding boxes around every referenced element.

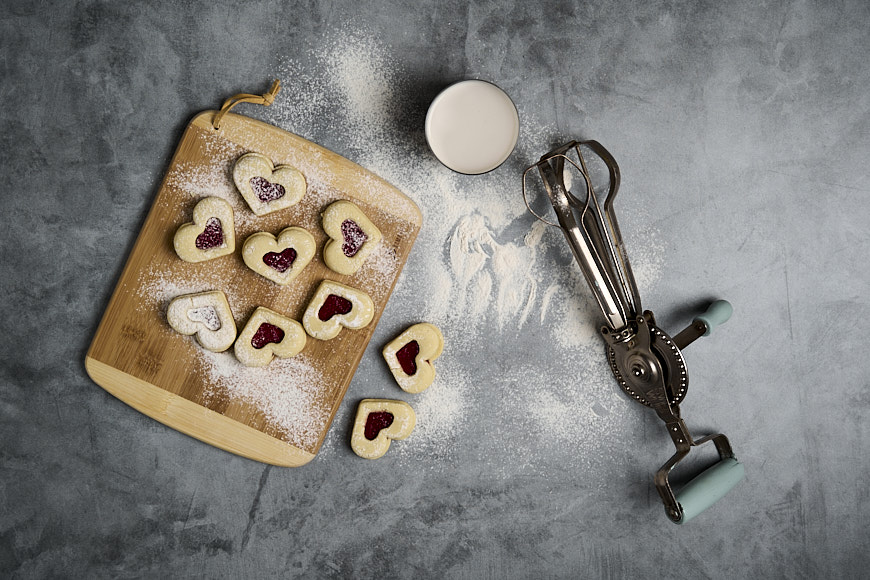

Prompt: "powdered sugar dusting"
[396,359,467,461]
[326,40,394,137]
[359,244,401,304]
[198,351,330,449]
[137,265,226,311]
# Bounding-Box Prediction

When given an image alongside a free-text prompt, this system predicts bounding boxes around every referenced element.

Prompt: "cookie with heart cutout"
[350,399,416,459]
[321,200,382,275]
[302,280,374,340]
[233,152,306,216]
[173,197,236,263]
[382,323,444,394]
[166,290,237,352]
[233,307,307,367]
[242,227,316,285]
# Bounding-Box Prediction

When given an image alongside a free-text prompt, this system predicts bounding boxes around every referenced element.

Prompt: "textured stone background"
[2,0,869,578]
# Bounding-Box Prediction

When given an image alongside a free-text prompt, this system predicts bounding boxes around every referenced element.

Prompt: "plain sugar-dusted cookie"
[350,399,416,459]
[233,152,306,216]
[321,200,382,275]
[233,307,306,367]
[242,227,316,285]
[167,290,237,352]
[382,323,444,394]
[302,280,374,340]
[173,197,236,263]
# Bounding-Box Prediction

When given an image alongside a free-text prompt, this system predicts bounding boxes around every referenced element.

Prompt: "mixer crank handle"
[655,429,745,524]
[672,300,733,350]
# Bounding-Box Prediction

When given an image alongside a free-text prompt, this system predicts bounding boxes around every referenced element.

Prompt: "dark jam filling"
[396,340,420,376]
[262,247,297,273]
[364,411,394,440]
[250,176,286,202]
[317,294,353,321]
[251,322,285,349]
[195,217,224,250]
[340,219,368,257]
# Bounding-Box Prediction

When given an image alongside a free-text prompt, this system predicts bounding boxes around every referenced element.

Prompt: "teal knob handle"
[674,457,745,524]
[695,300,733,336]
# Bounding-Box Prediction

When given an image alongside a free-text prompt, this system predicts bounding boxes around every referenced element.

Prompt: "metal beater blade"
[522,141,641,329]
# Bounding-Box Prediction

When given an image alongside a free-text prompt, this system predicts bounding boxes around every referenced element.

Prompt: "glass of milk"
[425,80,520,175]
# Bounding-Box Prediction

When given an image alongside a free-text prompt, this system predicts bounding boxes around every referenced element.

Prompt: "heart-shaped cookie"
[233,152,306,216]
[321,200,383,275]
[242,227,316,285]
[234,307,307,367]
[382,323,444,393]
[350,399,416,459]
[302,280,374,340]
[166,291,237,352]
[173,197,236,263]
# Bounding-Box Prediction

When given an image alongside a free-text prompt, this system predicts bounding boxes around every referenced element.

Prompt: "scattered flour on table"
[249,28,665,471]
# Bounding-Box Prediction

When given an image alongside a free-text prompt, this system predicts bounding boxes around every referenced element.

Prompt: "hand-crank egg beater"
[522,140,745,524]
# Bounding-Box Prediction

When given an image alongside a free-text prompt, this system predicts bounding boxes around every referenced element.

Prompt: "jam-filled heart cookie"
[321,200,382,275]
[234,307,307,367]
[350,399,416,459]
[302,280,374,340]
[382,323,444,394]
[167,290,237,352]
[173,197,236,262]
[242,227,316,285]
[233,152,306,216]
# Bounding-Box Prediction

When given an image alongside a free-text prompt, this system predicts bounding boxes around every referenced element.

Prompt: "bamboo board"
[85,111,422,466]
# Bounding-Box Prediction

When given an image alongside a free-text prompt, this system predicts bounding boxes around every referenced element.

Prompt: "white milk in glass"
[425,80,519,174]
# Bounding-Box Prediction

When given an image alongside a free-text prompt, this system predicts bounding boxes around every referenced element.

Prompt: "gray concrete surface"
[3,0,869,578]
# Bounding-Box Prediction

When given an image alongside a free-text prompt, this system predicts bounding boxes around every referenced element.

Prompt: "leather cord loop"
[212,79,281,130]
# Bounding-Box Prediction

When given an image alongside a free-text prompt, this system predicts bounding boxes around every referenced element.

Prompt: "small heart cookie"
[167,290,237,352]
[350,399,416,459]
[302,280,374,340]
[321,200,382,275]
[173,197,236,263]
[382,323,444,394]
[233,152,306,216]
[234,307,307,367]
[242,227,316,285]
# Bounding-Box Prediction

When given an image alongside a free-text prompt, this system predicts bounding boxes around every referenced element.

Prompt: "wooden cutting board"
[85,110,422,466]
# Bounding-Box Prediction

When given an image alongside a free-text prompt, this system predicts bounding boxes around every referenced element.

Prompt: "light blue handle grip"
[675,458,745,524]
[695,300,733,336]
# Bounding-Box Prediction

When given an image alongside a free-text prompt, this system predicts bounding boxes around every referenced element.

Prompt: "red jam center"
[195,217,224,250]
[364,411,394,440]
[262,247,297,273]
[251,322,285,349]
[318,294,353,321]
[396,340,420,376]
[250,176,286,202]
[340,219,368,257]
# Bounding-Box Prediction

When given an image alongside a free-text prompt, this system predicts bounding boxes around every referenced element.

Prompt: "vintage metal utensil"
[522,140,744,523]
